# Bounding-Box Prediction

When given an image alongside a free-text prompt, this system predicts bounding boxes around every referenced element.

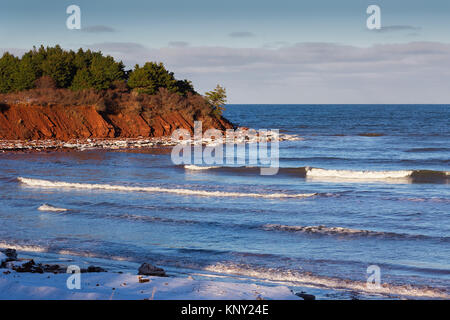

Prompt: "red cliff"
[0,104,234,141]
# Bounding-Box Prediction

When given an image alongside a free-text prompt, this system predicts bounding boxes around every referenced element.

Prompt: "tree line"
[0,45,195,95]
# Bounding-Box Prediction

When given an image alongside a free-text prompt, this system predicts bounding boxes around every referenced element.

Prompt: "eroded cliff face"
[0,104,234,140]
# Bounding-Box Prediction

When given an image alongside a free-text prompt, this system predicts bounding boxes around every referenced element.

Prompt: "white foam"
[184,165,218,171]
[306,167,413,180]
[18,177,317,199]
[37,204,68,212]
[0,242,47,253]
[204,263,449,299]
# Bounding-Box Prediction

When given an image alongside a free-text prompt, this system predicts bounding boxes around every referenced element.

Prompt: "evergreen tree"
[204,85,227,117]
[0,53,19,93]
[87,55,126,90]
[0,45,196,95]
[12,53,38,91]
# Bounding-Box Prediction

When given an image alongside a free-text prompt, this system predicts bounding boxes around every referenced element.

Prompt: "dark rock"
[87,266,107,273]
[0,249,18,261]
[80,265,107,273]
[138,263,166,277]
[11,259,44,273]
[295,292,316,300]
[42,264,66,274]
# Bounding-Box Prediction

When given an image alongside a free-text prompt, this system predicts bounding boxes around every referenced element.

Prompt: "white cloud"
[4,41,450,103]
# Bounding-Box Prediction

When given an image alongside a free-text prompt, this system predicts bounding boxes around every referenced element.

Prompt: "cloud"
[21,41,450,103]
[376,25,421,33]
[168,41,190,48]
[0,48,28,57]
[82,25,116,33]
[229,31,255,38]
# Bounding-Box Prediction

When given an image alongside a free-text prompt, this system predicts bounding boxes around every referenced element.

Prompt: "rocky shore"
[0,248,300,300]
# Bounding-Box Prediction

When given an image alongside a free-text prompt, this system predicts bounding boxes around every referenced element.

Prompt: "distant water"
[1,105,449,299]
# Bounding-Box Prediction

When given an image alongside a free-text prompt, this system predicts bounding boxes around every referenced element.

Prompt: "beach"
[0,104,449,300]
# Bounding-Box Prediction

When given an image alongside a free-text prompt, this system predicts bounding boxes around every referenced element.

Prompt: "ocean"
[0,104,449,299]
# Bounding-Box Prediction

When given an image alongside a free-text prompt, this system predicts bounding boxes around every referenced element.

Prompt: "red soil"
[0,104,234,141]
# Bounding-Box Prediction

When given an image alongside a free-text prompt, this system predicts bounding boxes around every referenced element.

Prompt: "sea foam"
[204,263,449,299]
[37,204,68,212]
[18,177,317,199]
[305,168,413,179]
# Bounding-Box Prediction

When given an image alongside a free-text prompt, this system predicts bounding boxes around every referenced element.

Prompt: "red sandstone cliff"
[0,104,234,140]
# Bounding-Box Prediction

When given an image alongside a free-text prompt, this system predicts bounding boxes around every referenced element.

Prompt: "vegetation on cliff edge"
[0,45,228,119]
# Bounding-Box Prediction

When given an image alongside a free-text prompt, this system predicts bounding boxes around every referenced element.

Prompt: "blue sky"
[1,0,450,103]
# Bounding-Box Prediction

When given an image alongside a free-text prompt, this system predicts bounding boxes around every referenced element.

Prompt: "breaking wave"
[305,168,412,180]
[183,165,449,183]
[37,204,68,212]
[184,165,219,170]
[305,168,449,183]
[261,224,449,241]
[204,263,449,299]
[18,177,317,199]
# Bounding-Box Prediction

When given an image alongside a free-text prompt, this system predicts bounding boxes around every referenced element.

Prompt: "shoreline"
[0,268,300,300]
[0,132,302,153]
[0,249,300,300]
[2,247,448,300]
[0,137,178,153]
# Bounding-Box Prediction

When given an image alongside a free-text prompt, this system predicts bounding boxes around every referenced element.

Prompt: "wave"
[184,165,219,171]
[405,147,450,153]
[37,204,68,212]
[183,165,449,183]
[0,242,47,253]
[17,177,317,199]
[261,224,449,241]
[306,168,449,183]
[204,263,449,299]
[0,241,130,262]
[2,238,448,299]
[305,168,412,179]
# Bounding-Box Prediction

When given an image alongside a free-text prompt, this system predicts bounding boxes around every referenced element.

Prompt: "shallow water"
[0,105,449,299]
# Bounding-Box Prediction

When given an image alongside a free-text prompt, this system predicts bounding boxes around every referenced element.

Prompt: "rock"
[0,253,7,268]
[42,264,66,274]
[4,258,66,274]
[0,248,18,261]
[138,276,150,283]
[8,259,44,273]
[79,265,107,273]
[138,263,166,277]
[295,292,316,300]
[86,266,107,273]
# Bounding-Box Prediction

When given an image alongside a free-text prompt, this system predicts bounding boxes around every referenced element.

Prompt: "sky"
[1,0,450,103]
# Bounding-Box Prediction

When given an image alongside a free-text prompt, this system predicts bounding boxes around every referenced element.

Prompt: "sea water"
[0,105,449,299]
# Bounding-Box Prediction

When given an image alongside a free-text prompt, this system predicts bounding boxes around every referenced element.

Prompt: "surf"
[203,262,450,299]
[183,165,449,183]
[18,177,317,199]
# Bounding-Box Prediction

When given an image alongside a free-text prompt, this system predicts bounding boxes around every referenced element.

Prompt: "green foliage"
[13,54,39,91]
[88,55,126,90]
[128,62,195,95]
[39,45,75,88]
[204,84,227,117]
[70,68,92,90]
[0,46,127,93]
[0,45,196,97]
[0,53,19,93]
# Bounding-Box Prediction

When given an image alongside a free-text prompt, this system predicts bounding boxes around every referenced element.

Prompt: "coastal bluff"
[0,104,234,141]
